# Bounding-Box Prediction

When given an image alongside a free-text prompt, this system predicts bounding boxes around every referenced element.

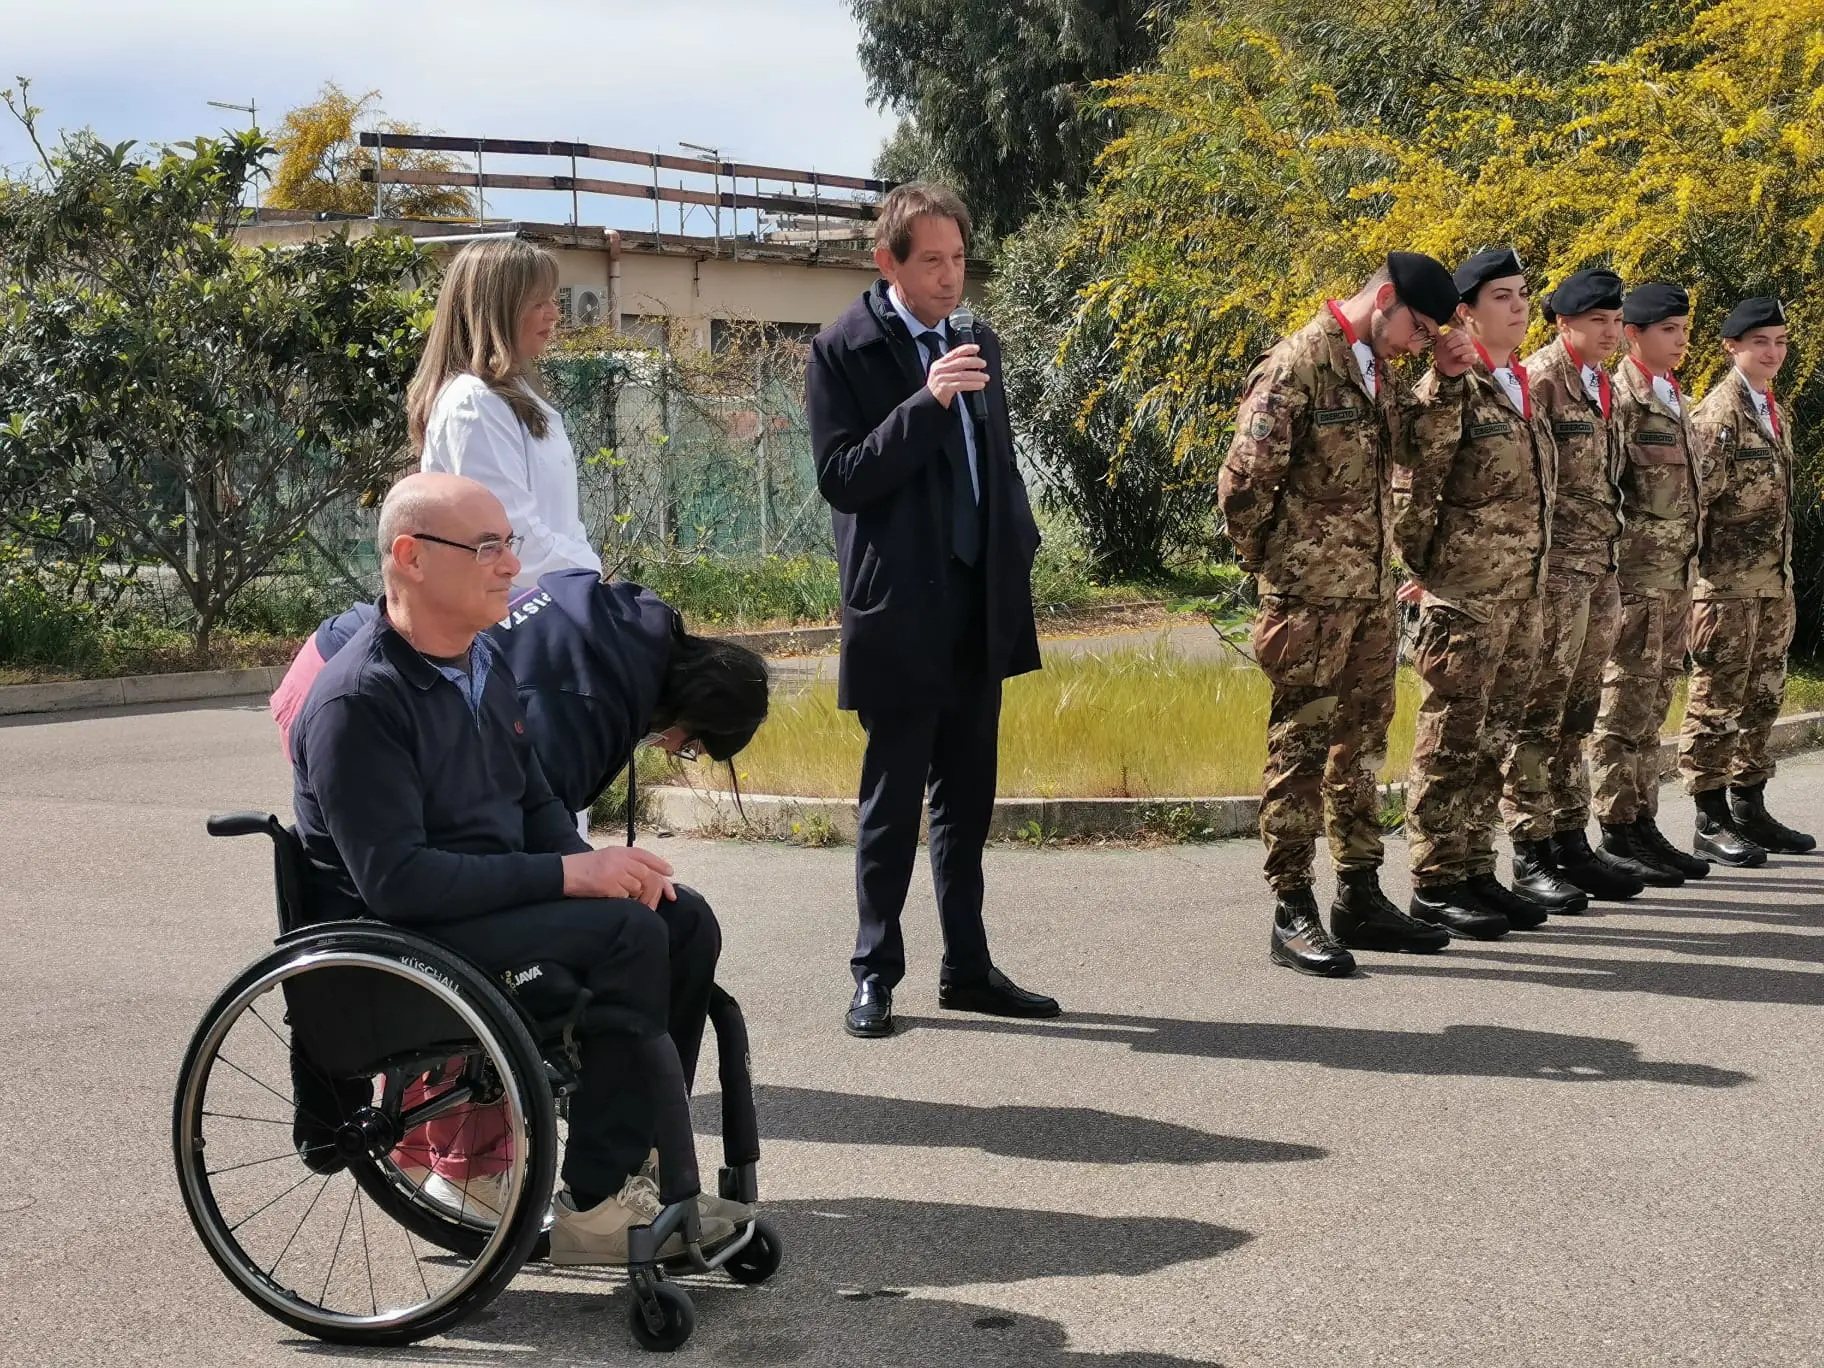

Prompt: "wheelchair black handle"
[206,811,282,838]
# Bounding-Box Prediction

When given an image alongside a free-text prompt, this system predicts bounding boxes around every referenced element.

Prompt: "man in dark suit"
[806,182,1061,1038]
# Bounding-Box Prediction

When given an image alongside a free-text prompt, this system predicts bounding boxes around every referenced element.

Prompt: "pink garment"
[393,1071,513,1182]
[270,634,326,755]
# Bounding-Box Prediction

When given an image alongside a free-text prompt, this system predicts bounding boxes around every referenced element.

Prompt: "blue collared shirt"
[887,284,980,502]
[430,637,493,726]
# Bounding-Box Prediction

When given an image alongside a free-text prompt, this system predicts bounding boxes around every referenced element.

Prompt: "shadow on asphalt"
[690,1086,1326,1166]
[1517,924,1824,965]
[291,1198,1243,1366]
[0,695,271,728]
[1369,948,1824,1006]
[898,1014,1750,1087]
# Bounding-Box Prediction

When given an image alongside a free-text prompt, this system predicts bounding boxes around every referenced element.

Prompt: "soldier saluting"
[1395,247,1557,939]
[1503,268,1647,906]
[1678,297,1816,861]
[1219,252,1468,978]
[1590,284,1713,886]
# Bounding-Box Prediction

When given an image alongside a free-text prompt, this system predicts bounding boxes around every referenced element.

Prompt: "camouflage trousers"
[1501,567,1622,841]
[1591,586,1691,824]
[1408,598,1544,887]
[1677,594,1795,793]
[1253,595,1398,893]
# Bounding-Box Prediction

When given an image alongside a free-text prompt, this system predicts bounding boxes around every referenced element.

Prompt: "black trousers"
[853,560,1001,989]
[429,886,721,1198]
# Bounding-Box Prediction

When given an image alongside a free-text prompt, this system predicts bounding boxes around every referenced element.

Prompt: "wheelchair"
[172,811,781,1351]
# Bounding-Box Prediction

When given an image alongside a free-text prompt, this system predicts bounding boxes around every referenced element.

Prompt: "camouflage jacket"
[1393,358,1555,607]
[1610,360,1704,593]
[1217,309,1399,601]
[1690,370,1793,599]
[1521,338,1623,576]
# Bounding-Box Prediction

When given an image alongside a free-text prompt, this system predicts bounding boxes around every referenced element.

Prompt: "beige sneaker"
[548,1175,736,1266]
[420,1170,512,1224]
[638,1149,758,1229]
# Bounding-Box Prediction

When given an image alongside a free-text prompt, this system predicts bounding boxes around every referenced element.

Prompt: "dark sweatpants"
[429,886,721,1198]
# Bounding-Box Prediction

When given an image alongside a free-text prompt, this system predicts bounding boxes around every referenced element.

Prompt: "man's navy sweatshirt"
[290,607,593,927]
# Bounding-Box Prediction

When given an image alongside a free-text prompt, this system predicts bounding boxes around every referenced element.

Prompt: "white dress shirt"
[887,285,980,502]
[1580,363,1604,406]
[421,373,603,587]
[1651,373,1682,417]
[1349,338,1378,397]
[1739,370,1776,438]
[1491,364,1526,414]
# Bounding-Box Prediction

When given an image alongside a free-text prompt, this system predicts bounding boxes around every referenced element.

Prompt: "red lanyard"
[1563,340,1611,419]
[1473,340,1531,420]
[1326,300,1375,395]
[1630,357,1682,406]
[1765,385,1782,438]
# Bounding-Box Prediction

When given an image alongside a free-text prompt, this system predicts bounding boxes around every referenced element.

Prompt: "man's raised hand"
[562,846,678,909]
[925,343,988,409]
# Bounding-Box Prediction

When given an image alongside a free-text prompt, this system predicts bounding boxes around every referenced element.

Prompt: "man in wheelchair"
[289,471,754,1265]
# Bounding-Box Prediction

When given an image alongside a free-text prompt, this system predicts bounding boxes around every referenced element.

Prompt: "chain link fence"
[296,325,829,599]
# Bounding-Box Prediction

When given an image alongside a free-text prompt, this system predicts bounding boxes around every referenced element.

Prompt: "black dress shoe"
[1551,828,1645,901]
[1728,782,1816,854]
[1410,883,1510,940]
[938,967,1061,1018]
[1330,870,1449,954]
[1510,839,1590,914]
[1601,822,1685,887]
[1466,873,1549,929]
[1631,814,1709,879]
[844,976,894,1038]
[1270,888,1357,976]
[1693,789,1767,867]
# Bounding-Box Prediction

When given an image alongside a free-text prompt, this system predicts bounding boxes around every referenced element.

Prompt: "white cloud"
[3,0,898,214]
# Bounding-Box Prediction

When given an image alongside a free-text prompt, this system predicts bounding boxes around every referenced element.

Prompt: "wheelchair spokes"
[175,950,542,1339]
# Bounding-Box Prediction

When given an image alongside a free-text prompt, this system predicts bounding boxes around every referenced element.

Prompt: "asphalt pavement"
[3,698,1822,1367]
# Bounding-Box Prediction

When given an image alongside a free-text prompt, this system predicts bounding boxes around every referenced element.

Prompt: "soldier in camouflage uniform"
[1589,283,1713,885]
[1394,247,1555,939]
[1503,269,1646,906]
[1219,251,1466,978]
[1679,296,1816,859]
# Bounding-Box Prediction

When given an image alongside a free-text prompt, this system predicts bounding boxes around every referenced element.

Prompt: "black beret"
[1453,246,1526,302]
[1623,282,1690,326]
[1543,268,1624,323]
[1387,251,1460,328]
[1720,296,1787,338]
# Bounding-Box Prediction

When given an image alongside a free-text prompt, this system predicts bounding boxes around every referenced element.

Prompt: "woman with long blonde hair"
[407,238,602,584]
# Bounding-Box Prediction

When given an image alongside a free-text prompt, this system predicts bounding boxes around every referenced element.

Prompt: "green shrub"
[626,554,840,629]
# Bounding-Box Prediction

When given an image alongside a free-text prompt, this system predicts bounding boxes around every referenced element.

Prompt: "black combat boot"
[1511,839,1591,914]
[1270,888,1357,977]
[1728,782,1817,854]
[1601,822,1685,887]
[1693,788,1768,866]
[1551,828,1646,901]
[1409,882,1510,940]
[1330,869,1450,954]
[1632,812,1710,879]
[1466,873,1550,929]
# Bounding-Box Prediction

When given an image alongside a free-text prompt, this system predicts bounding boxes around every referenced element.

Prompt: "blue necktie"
[918,329,982,566]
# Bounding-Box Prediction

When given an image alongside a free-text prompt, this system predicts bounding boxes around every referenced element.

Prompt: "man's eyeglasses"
[640,731,704,762]
[411,532,524,565]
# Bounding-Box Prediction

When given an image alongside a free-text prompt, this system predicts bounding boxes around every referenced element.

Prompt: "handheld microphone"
[946,307,989,427]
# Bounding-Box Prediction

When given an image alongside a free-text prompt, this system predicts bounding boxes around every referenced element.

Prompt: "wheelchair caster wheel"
[628,1281,695,1352]
[724,1218,783,1285]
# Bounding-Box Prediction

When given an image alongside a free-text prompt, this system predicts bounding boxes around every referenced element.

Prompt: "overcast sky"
[4,0,897,231]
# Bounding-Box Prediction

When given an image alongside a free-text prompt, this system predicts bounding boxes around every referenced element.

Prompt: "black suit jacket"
[808,280,1043,713]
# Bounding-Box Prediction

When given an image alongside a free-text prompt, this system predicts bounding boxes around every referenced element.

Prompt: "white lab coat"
[420,373,603,586]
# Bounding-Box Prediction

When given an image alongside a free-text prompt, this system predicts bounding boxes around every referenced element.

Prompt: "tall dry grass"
[697,642,1824,800]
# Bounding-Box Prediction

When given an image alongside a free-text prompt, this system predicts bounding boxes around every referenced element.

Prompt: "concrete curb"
[715,600,1175,659]
[0,665,288,718]
[651,710,1824,843]
[0,600,1189,719]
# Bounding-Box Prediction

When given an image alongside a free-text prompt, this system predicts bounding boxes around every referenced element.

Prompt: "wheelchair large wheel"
[173,926,557,1346]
